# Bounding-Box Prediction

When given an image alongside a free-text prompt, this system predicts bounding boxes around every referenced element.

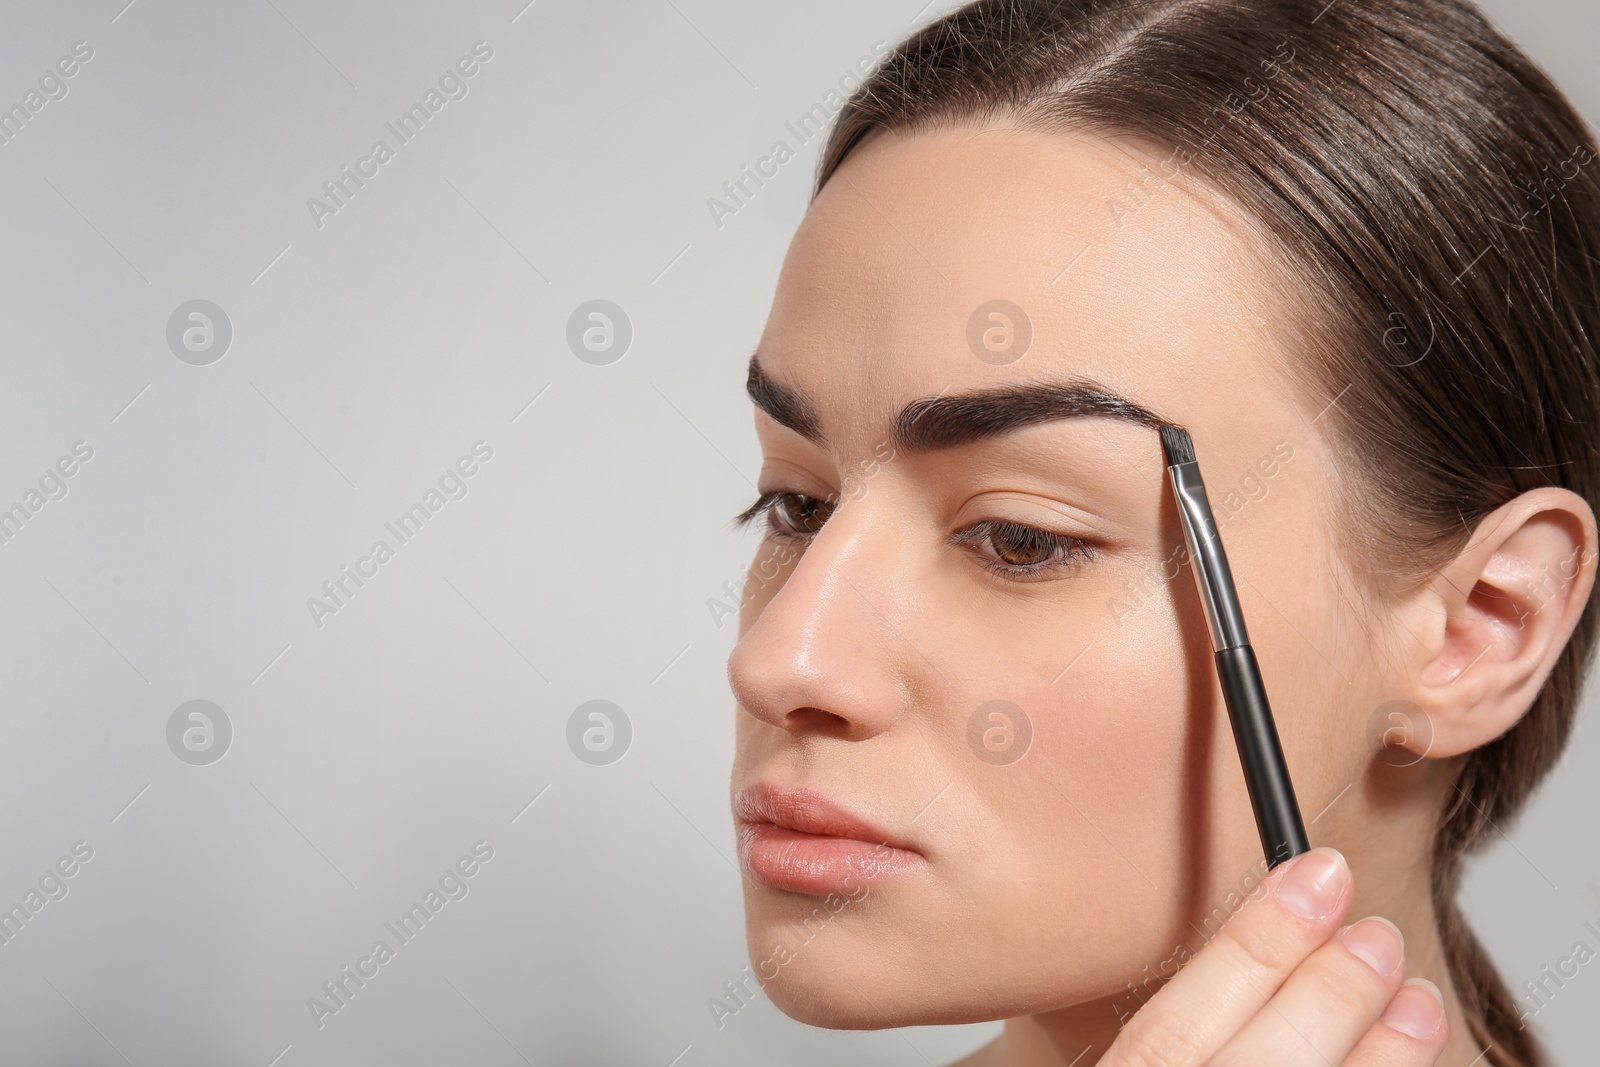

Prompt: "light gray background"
[0,1,1595,1064]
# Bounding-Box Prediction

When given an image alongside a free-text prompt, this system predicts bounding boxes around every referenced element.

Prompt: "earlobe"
[1400,488,1597,760]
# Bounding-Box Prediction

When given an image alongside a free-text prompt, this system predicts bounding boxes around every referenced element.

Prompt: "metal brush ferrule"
[1167,461,1250,652]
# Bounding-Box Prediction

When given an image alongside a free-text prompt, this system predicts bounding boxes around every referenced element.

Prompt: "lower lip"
[736,822,924,896]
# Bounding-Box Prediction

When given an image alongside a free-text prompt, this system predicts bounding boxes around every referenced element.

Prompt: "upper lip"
[733,781,923,854]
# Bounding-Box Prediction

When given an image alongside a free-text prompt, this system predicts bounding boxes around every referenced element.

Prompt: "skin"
[724,122,1597,1065]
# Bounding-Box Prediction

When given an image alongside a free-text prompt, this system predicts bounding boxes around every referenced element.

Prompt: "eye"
[952,519,1097,581]
[730,492,1097,582]
[731,490,836,543]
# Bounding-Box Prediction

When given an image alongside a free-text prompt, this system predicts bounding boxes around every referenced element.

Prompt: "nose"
[726,497,915,742]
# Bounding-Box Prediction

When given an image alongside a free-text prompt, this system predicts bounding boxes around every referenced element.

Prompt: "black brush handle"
[1215,644,1310,869]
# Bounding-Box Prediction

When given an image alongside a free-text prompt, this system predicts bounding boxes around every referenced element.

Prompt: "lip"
[733,781,926,896]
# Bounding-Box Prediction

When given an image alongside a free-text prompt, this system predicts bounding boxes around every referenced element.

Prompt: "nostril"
[784,706,855,737]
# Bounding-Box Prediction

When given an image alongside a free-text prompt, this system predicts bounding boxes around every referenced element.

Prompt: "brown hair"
[810,1,1600,1063]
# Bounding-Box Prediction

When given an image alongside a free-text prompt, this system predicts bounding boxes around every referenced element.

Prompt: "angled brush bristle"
[1159,424,1195,467]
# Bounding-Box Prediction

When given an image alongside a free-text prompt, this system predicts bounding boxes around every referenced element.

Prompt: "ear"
[1393,487,1597,760]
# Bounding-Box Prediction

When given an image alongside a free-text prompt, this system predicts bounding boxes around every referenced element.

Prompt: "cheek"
[1247,560,1374,834]
[731,706,782,781]
[836,600,1224,1007]
[935,601,1198,892]
[1217,466,1371,813]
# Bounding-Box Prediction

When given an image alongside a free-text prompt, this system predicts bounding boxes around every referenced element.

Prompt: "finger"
[1343,978,1451,1066]
[1101,846,1353,1067]
[1207,915,1407,1064]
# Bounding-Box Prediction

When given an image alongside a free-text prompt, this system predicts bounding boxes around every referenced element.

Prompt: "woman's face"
[726,123,1383,1027]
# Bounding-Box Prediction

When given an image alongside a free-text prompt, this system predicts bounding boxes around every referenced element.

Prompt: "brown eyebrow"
[744,350,1167,455]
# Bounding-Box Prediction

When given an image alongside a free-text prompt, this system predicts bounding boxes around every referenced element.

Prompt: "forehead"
[756,123,1306,456]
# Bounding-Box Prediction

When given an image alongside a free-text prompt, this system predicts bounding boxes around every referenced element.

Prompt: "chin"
[739,887,917,1028]
[738,884,1053,1030]
[748,944,983,1029]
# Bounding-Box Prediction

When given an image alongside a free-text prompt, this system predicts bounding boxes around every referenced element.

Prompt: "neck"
[992,997,1133,1065]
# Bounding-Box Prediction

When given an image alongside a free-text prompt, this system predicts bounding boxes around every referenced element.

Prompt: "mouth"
[733,781,927,896]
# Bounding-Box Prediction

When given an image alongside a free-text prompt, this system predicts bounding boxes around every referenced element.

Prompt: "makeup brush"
[1159,424,1310,869]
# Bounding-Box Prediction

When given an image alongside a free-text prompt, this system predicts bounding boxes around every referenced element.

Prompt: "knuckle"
[1309,957,1383,1019]
[1214,911,1303,978]
[1112,1008,1209,1067]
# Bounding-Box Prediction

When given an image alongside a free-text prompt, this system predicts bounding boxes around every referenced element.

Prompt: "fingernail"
[1274,846,1348,920]
[1339,916,1404,977]
[1382,977,1445,1039]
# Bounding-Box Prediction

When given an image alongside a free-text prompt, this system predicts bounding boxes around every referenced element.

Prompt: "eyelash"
[731,490,1098,581]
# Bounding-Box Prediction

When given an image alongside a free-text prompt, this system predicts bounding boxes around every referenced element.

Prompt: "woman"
[724,1,1599,1064]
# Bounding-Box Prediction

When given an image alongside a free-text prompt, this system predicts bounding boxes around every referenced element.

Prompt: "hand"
[1099,846,1448,1065]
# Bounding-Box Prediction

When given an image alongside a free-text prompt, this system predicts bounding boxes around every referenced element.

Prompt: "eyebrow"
[744,351,1167,454]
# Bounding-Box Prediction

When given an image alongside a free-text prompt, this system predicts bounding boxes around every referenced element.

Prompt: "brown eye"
[954,518,1097,581]
[987,521,1057,566]
[772,492,833,536]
